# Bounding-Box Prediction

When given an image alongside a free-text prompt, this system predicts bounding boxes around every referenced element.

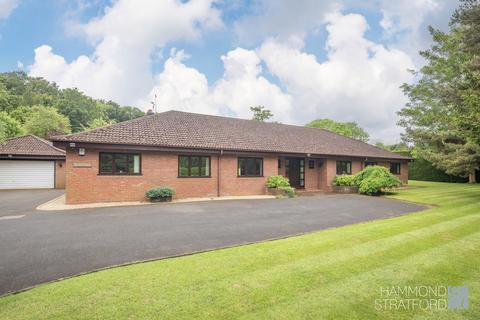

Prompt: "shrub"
[145,186,175,199]
[354,166,401,195]
[278,186,295,198]
[332,175,355,186]
[266,175,291,188]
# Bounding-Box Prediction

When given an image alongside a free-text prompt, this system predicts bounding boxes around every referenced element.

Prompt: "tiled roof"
[53,110,410,160]
[0,135,66,157]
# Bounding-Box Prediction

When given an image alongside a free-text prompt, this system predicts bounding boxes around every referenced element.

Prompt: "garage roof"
[0,135,65,158]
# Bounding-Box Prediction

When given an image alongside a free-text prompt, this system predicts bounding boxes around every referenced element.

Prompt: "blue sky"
[0,0,457,142]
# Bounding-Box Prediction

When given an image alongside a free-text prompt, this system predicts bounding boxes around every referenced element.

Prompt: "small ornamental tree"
[354,166,401,195]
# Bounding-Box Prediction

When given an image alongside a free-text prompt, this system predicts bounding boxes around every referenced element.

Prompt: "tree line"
[0,71,144,141]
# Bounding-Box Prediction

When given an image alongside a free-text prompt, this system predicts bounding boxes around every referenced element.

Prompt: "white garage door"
[0,160,55,189]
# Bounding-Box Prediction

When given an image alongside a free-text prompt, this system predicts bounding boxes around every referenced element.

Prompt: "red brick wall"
[65,148,409,203]
[55,160,65,189]
[65,149,277,204]
[305,158,319,190]
[219,155,277,196]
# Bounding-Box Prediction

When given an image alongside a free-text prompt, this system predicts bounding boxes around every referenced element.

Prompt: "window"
[308,159,315,169]
[99,153,141,175]
[390,163,401,175]
[364,161,377,167]
[336,161,352,175]
[178,156,210,177]
[278,159,281,169]
[238,157,263,177]
[299,159,305,187]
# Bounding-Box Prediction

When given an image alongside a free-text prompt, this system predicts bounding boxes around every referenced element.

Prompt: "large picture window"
[178,156,210,177]
[238,157,263,177]
[390,163,401,175]
[336,161,352,175]
[99,153,141,175]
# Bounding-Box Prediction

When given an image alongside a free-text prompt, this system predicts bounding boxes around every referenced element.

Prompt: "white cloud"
[146,47,293,122]
[29,0,222,105]
[257,12,415,142]
[377,0,457,62]
[0,0,19,20]
[16,60,23,69]
[234,0,338,44]
[379,0,440,35]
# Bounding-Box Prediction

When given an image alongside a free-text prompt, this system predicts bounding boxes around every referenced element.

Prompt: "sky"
[0,0,458,143]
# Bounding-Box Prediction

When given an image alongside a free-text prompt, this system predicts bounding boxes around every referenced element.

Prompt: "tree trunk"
[469,172,477,183]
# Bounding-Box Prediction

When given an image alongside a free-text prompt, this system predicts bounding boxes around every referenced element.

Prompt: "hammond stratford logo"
[375,285,469,311]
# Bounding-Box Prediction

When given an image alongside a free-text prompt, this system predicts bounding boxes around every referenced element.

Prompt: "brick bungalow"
[52,110,410,204]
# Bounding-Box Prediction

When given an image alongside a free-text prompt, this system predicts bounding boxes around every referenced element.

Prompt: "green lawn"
[1,181,479,319]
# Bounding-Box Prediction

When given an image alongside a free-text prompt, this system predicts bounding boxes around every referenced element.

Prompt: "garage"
[0,135,65,190]
[0,160,55,189]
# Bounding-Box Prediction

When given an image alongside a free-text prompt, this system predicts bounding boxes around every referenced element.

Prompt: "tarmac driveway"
[0,191,426,296]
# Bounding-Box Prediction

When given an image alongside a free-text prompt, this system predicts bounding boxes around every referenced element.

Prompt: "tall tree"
[85,117,116,130]
[250,106,273,122]
[23,106,71,139]
[0,72,144,133]
[0,112,23,143]
[305,119,370,142]
[55,88,103,133]
[398,3,480,183]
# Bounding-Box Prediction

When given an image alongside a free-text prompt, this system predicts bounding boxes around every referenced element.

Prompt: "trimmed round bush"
[332,175,355,186]
[354,166,401,195]
[266,175,291,188]
[145,186,175,199]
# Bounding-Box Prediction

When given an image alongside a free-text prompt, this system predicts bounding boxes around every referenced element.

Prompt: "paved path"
[0,191,426,296]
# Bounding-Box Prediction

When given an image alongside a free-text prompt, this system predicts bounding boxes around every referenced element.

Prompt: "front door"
[287,158,304,188]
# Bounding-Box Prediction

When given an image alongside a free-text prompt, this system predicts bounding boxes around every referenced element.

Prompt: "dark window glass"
[115,154,128,174]
[278,159,281,169]
[179,156,189,176]
[390,163,401,175]
[300,159,305,187]
[191,156,200,176]
[255,158,263,176]
[100,153,113,174]
[238,158,263,177]
[308,159,315,169]
[178,156,210,177]
[99,153,141,175]
[200,157,209,176]
[336,161,352,174]
[365,162,377,167]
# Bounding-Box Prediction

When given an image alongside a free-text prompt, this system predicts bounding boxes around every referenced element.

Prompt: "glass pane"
[347,162,351,173]
[255,158,262,176]
[114,154,128,174]
[127,154,140,174]
[179,156,189,176]
[133,155,140,173]
[200,157,209,176]
[100,153,113,173]
[238,158,245,176]
[246,158,255,176]
[190,157,200,176]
